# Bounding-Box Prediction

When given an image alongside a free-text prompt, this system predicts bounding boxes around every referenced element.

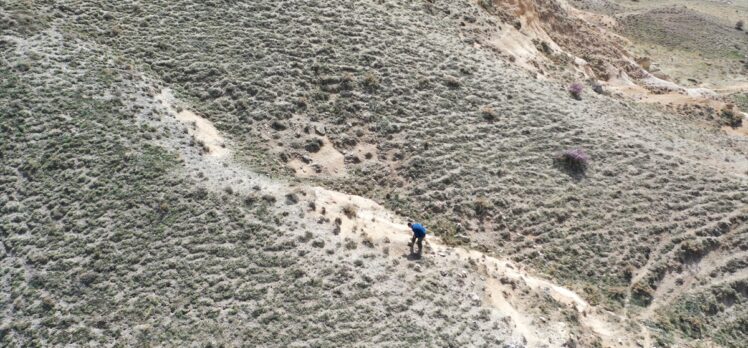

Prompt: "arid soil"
[2,0,747,347]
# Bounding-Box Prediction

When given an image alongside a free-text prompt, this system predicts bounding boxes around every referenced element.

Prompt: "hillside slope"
[2,0,748,347]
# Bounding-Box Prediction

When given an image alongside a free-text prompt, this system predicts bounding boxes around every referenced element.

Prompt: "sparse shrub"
[557,148,589,172]
[18,158,40,176]
[362,235,374,248]
[630,281,653,306]
[207,87,222,98]
[304,138,323,153]
[623,265,636,282]
[28,272,46,288]
[477,309,491,321]
[344,238,357,250]
[430,218,462,246]
[417,77,431,90]
[342,204,357,219]
[289,269,305,279]
[341,72,355,87]
[271,120,287,131]
[244,194,257,206]
[473,197,492,217]
[193,187,209,200]
[720,107,743,128]
[362,72,379,90]
[353,259,364,267]
[285,193,299,205]
[736,20,744,31]
[15,61,31,72]
[79,272,98,286]
[533,39,552,55]
[443,76,461,88]
[480,106,497,121]
[41,295,55,311]
[592,83,604,95]
[478,0,494,12]
[261,194,276,204]
[299,231,313,243]
[677,238,719,263]
[568,83,584,100]
[195,139,208,152]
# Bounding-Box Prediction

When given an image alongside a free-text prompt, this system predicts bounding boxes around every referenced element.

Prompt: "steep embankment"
[472,0,747,123]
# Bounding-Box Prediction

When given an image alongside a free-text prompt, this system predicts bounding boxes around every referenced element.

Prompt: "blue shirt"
[411,223,427,238]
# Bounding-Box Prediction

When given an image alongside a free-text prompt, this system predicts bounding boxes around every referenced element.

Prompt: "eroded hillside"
[2,0,747,347]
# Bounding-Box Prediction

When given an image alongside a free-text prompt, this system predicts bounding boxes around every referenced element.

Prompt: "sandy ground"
[155,89,229,158]
[287,137,346,178]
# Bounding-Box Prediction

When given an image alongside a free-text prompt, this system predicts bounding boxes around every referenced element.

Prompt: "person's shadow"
[403,242,423,261]
[405,252,422,261]
[553,158,587,181]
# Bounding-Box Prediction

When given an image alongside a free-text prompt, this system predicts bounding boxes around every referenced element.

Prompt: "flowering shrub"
[568,82,584,99]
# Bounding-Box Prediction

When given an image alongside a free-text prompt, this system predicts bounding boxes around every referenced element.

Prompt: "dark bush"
[304,138,323,153]
[557,148,589,172]
[480,106,497,121]
[721,107,743,128]
[443,76,461,88]
[592,83,604,95]
[261,194,276,204]
[362,72,379,90]
[285,193,299,205]
[473,197,492,217]
[342,204,357,219]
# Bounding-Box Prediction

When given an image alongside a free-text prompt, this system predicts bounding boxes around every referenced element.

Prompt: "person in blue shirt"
[407,222,427,254]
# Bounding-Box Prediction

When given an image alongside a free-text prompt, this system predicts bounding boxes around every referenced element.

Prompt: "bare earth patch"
[288,137,346,178]
[155,88,229,158]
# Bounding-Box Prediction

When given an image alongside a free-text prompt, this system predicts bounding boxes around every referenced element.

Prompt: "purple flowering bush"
[558,148,589,172]
[568,82,584,99]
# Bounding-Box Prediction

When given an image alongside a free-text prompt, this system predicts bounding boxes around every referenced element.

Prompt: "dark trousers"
[410,235,424,254]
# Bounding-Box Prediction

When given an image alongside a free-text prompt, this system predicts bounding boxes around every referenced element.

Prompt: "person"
[407,222,427,254]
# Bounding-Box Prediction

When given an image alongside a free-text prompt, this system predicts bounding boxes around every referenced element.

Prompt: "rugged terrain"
[571,0,748,106]
[2,0,748,347]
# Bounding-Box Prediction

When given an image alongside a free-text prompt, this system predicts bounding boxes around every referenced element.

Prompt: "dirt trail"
[154,89,648,347]
[639,248,748,322]
[155,89,229,158]
[311,187,644,347]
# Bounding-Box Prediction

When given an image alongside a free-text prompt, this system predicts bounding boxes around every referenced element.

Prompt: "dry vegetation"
[2,0,748,347]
